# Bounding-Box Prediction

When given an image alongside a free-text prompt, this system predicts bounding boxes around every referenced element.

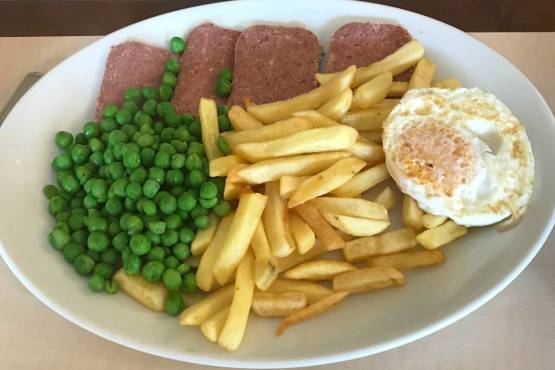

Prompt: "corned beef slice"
[96,41,171,119]
[172,23,240,114]
[229,25,322,106]
[325,23,413,81]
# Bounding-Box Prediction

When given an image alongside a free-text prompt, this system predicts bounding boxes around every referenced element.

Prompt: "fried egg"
[382,87,534,227]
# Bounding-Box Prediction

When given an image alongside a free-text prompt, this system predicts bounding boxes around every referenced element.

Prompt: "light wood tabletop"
[0,33,554,370]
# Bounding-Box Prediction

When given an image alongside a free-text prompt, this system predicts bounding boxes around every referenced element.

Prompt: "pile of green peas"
[44,51,233,316]
[215,68,232,97]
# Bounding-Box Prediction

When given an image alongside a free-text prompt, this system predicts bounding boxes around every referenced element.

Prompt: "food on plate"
[251,292,307,317]
[283,260,356,280]
[332,266,405,293]
[415,220,468,249]
[276,291,349,336]
[172,23,240,114]
[367,249,445,270]
[383,88,535,228]
[229,25,322,107]
[43,17,537,352]
[96,41,172,119]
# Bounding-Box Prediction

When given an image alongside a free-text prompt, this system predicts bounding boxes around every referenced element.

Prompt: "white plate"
[0,0,554,368]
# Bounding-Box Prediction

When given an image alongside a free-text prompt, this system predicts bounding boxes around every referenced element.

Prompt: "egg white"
[382,87,534,227]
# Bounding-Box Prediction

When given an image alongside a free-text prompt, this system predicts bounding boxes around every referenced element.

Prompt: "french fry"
[432,78,462,88]
[196,213,235,291]
[316,40,425,87]
[283,260,356,281]
[213,193,267,285]
[248,65,356,123]
[276,291,349,335]
[236,151,351,184]
[113,269,168,312]
[342,228,417,262]
[252,292,307,317]
[349,140,385,165]
[200,306,231,342]
[251,221,278,291]
[266,279,333,304]
[332,266,405,293]
[294,110,339,127]
[332,163,390,197]
[422,213,448,229]
[388,81,408,97]
[191,214,219,256]
[274,243,328,273]
[224,164,249,200]
[402,195,425,231]
[288,157,366,208]
[322,212,390,237]
[224,117,313,150]
[280,176,310,199]
[234,126,359,162]
[179,285,234,325]
[309,196,388,221]
[218,251,255,351]
[408,58,436,89]
[199,97,221,161]
[228,105,263,130]
[289,211,316,254]
[373,186,396,209]
[264,182,295,258]
[352,71,393,109]
[340,105,395,131]
[368,249,445,270]
[295,203,346,251]
[359,129,383,144]
[416,220,467,249]
[318,88,353,121]
[209,155,247,177]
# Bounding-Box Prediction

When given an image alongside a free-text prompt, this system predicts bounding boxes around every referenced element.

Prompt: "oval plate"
[0,0,554,368]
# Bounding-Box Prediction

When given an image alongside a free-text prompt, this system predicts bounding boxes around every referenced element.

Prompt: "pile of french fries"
[115,39,469,352]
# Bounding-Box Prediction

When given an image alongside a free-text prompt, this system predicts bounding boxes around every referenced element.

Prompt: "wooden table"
[1,33,554,370]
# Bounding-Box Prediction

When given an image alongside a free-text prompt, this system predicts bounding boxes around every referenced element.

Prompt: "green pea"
[63,243,85,263]
[103,148,115,164]
[112,232,129,252]
[181,272,198,293]
[161,229,178,247]
[124,196,136,211]
[217,114,231,132]
[170,186,185,197]
[124,87,142,103]
[55,131,73,149]
[219,68,232,81]
[217,104,229,116]
[122,149,140,169]
[136,133,155,148]
[172,243,190,260]
[86,249,100,262]
[162,71,177,87]
[182,114,195,125]
[155,150,171,169]
[121,124,137,139]
[54,222,71,234]
[142,180,160,201]
[164,111,181,127]
[185,153,202,171]
[177,263,190,275]
[164,255,179,269]
[122,100,140,115]
[91,179,108,200]
[105,279,119,294]
[177,227,194,244]
[199,197,218,209]
[108,130,128,146]
[200,182,218,200]
[52,153,73,171]
[107,221,121,237]
[166,169,184,186]
[68,214,86,231]
[165,59,180,74]
[61,174,80,194]
[171,153,186,169]
[93,262,114,279]
[139,199,155,216]
[135,111,153,126]
[43,184,59,199]
[140,147,156,166]
[148,221,167,235]
[213,200,231,217]
[177,209,189,220]
[162,268,182,291]
[177,191,198,212]
[115,108,132,125]
[88,152,103,169]
[217,135,231,155]
[145,230,161,244]
[165,291,185,316]
[49,228,70,250]
[101,117,118,133]
[71,229,89,245]
[130,234,151,255]
[160,127,175,142]
[159,142,177,155]
[215,78,232,97]
[88,274,105,292]
[74,254,95,275]
[86,216,108,232]
[170,36,186,54]
[103,104,119,118]
[156,101,173,117]
[75,133,88,145]
[159,195,177,215]
[146,246,165,262]
[56,211,71,223]
[48,196,66,215]
[159,84,174,101]
[142,260,165,282]
[105,197,124,216]
[128,167,147,184]
[164,214,182,230]
[194,215,210,230]
[125,182,142,200]
[190,204,208,219]
[71,144,91,165]
[187,142,205,156]
[188,169,206,188]
[83,121,100,139]
[142,86,159,100]
[122,250,141,275]
[87,231,109,252]
[126,215,144,235]
[101,247,119,264]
